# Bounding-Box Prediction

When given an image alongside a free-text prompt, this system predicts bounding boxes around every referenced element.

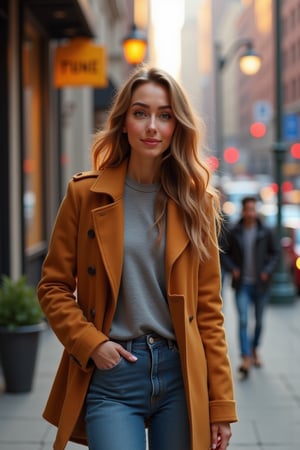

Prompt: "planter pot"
[0,322,46,393]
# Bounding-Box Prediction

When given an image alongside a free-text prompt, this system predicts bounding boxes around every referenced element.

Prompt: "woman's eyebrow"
[131,101,172,109]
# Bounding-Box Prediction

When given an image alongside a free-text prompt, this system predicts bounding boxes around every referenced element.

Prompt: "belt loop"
[167,339,174,349]
[126,339,132,352]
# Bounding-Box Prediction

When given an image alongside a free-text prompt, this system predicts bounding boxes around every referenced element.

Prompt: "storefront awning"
[26,0,97,38]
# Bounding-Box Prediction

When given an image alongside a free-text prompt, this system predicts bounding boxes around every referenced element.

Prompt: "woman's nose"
[147,115,157,132]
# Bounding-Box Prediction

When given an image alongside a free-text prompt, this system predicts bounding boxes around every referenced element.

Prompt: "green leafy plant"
[0,275,44,330]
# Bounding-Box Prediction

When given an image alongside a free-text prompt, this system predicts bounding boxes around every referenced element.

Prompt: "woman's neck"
[127,157,160,184]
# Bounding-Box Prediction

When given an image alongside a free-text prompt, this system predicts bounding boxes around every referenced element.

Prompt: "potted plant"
[0,274,46,393]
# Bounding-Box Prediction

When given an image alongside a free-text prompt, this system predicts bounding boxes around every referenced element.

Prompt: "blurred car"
[282,226,300,294]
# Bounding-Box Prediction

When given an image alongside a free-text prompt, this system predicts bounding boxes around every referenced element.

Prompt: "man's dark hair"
[241,196,257,207]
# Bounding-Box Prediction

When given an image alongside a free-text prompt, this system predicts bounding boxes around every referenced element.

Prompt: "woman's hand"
[210,422,232,449]
[232,268,240,280]
[260,271,268,282]
[91,341,137,370]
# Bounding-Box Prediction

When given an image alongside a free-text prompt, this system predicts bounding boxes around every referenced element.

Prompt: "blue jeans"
[235,282,269,357]
[85,334,191,450]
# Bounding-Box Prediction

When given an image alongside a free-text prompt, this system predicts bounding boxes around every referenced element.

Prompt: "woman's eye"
[160,112,172,120]
[133,110,147,118]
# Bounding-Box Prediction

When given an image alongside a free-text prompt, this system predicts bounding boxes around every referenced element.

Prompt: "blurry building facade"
[198,0,300,186]
[236,1,275,176]
[213,0,244,175]
[0,0,136,284]
[281,0,300,195]
[237,1,300,187]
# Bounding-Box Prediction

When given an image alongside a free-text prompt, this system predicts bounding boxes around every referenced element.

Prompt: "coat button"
[88,229,95,238]
[189,316,194,322]
[87,266,96,275]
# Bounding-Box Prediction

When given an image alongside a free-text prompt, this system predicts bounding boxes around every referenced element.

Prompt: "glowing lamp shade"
[239,49,261,75]
[123,25,147,65]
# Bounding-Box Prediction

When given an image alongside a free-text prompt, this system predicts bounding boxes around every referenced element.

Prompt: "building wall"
[196,0,250,172]
[181,0,203,109]
[282,0,300,112]
[217,2,244,154]
[237,0,300,181]
[59,0,136,192]
[1,0,136,284]
[281,0,300,187]
[0,1,10,276]
[237,1,274,176]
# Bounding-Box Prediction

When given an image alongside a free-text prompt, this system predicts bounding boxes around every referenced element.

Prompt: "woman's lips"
[141,139,161,146]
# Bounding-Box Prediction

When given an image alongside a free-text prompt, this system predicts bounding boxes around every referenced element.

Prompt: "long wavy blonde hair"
[91,65,220,261]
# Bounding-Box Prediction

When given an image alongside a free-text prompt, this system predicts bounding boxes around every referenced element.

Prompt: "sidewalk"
[0,281,299,450]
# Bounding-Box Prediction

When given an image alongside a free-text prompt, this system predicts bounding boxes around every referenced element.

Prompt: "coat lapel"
[90,162,127,302]
[166,199,189,289]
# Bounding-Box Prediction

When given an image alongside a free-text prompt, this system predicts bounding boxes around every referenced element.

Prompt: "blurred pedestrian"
[217,186,231,296]
[38,65,237,450]
[221,196,279,378]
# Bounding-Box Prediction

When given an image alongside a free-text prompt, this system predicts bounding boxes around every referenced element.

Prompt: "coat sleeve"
[37,180,108,371]
[197,201,238,423]
[263,227,279,275]
[219,224,238,273]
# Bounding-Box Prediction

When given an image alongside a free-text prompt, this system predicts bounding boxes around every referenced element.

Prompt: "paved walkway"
[0,280,299,450]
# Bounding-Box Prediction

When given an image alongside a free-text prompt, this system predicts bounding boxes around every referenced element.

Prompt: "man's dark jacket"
[221,218,279,292]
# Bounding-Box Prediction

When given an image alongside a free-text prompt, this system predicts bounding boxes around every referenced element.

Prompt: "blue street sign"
[253,100,272,123]
[283,113,300,141]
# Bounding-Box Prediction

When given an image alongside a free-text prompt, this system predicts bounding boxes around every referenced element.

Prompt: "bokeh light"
[206,156,219,171]
[290,143,300,159]
[224,147,240,164]
[250,122,266,138]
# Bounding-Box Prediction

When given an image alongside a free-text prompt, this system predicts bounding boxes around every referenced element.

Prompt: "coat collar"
[90,160,128,200]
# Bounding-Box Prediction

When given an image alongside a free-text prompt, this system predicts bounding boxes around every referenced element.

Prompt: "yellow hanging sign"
[54,39,108,88]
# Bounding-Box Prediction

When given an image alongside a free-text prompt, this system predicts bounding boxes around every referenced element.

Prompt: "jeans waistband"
[112,333,177,352]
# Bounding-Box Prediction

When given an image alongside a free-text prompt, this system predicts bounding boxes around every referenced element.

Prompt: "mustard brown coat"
[38,161,238,450]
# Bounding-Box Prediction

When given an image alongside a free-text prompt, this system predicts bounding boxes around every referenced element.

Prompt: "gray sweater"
[109,176,175,341]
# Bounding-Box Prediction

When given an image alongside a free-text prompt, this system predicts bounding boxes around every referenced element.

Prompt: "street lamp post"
[270,0,296,303]
[215,39,261,176]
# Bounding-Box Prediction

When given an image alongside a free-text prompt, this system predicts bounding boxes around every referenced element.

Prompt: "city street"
[0,279,300,450]
[1,2,300,449]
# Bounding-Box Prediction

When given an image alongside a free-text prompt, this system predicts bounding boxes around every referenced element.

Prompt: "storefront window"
[22,23,43,251]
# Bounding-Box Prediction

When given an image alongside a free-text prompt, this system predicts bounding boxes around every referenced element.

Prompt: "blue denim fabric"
[85,334,191,450]
[235,282,269,356]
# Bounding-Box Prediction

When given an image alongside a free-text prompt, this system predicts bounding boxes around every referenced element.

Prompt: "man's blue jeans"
[85,334,191,450]
[235,282,269,357]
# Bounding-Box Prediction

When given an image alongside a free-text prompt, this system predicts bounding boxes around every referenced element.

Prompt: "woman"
[38,65,237,450]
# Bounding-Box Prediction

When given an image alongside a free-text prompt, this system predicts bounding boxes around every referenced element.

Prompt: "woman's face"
[124,82,177,163]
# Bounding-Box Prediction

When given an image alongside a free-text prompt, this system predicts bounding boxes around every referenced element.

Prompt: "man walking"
[221,196,279,378]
